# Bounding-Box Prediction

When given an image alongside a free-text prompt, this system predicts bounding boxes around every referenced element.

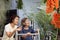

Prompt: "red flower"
[51,12,60,28]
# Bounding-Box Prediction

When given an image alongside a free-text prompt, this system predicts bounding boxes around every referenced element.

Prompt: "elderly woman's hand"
[26,32,32,36]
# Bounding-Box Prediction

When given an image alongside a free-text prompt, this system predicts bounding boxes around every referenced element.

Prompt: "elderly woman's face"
[13,17,19,25]
[24,19,30,26]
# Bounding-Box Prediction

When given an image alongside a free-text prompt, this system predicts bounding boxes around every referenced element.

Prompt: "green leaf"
[44,0,47,3]
[17,0,23,9]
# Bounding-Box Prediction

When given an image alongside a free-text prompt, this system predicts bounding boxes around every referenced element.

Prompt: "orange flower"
[51,12,60,28]
[46,0,59,13]
[54,0,59,9]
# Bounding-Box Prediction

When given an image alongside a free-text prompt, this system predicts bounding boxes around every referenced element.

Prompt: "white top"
[2,23,17,40]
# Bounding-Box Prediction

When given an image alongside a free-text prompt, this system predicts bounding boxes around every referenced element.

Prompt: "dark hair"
[9,15,19,23]
[21,18,28,26]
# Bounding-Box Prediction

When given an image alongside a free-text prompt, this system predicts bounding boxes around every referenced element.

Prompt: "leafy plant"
[17,0,23,9]
[25,10,57,40]
[44,0,47,3]
[35,10,57,40]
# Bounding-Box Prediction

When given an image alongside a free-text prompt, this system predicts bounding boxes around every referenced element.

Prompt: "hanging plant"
[17,0,23,9]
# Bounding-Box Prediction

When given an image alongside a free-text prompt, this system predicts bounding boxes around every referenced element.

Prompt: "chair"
[15,29,40,40]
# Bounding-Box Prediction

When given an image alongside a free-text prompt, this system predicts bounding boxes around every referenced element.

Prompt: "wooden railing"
[15,29,40,40]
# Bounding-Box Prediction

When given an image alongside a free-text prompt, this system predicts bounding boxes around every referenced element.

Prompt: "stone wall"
[0,0,10,37]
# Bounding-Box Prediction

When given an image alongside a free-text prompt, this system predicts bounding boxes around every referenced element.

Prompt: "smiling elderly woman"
[2,15,22,40]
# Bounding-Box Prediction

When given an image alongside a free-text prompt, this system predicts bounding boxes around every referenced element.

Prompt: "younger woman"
[2,15,22,40]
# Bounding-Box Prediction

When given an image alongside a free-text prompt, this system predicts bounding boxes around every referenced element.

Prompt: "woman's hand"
[26,32,31,36]
[16,27,22,31]
[21,32,31,39]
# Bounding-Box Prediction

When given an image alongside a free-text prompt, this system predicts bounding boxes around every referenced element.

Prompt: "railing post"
[15,31,18,40]
[45,31,51,40]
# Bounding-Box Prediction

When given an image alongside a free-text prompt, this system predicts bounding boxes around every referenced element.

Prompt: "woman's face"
[13,17,19,25]
[24,19,30,26]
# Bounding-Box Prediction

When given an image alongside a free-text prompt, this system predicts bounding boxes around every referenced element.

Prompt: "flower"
[46,0,59,13]
[51,12,60,28]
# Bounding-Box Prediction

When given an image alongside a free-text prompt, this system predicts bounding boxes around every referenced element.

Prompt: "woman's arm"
[6,27,22,38]
[21,35,27,39]
[6,29,16,38]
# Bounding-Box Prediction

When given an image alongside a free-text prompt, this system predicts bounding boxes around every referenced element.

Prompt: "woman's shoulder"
[5,23,10,28]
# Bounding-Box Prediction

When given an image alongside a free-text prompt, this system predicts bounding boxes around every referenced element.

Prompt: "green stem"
[56,28,58,40]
